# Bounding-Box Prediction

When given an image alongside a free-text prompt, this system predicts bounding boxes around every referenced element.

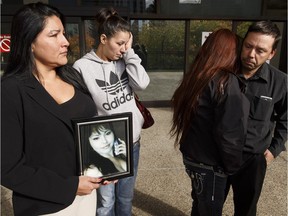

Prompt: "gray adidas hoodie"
[73,48,150,143]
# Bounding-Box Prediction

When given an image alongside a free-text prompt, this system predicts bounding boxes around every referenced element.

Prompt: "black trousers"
[184,157,228,216]
[225,153,267,216]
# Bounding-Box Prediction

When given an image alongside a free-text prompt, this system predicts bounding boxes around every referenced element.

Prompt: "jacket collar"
[23,76,74,132]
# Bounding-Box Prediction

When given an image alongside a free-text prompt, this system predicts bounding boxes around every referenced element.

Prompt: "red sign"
[0,34,11,53]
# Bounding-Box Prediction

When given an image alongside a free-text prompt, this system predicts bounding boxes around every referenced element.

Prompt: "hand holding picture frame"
[72,112,133,181]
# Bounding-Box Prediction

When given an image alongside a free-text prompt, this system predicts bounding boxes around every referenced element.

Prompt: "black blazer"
[1,76,96,215]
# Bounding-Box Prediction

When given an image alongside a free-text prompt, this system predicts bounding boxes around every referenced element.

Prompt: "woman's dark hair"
[3,2,90,95]
[244,20,281,51]
[91,123,114,135]
[82,123,119,175]
[170,28,241,145]
[95,7,130,39]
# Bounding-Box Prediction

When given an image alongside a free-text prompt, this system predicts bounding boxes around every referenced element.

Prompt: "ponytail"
[95,7,130,39]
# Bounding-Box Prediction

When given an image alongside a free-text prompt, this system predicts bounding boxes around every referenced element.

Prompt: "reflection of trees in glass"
[236,21,252,38]
[188,20,231,66]
[131,20,234,71]
[67,36,80,64]
[66,24,80,64]
[132,20,185,70]
[85,20,97,53]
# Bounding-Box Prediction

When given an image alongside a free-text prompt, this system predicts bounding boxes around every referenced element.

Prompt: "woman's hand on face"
[76,176,102,195]
[114,138,127,157]
[125,32,133,51]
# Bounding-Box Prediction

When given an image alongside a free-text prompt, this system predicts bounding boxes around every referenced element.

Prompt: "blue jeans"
[183,156,228,216]
[96,141,140,216]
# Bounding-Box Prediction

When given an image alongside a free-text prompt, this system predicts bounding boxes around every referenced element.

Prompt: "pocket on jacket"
[250,96,272,121]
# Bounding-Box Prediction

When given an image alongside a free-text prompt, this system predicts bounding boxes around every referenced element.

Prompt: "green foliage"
[132,20,251,71]
[133,20,185,70]
[188,20,232,66]
[236,21,252,38]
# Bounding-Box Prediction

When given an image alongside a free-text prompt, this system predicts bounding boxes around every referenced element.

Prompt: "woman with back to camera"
[1,2,107,216]
[170,29,249,216]
[73,7,150,216]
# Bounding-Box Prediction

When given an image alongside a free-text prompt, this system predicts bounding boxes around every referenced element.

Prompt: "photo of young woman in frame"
[73,113,133,181]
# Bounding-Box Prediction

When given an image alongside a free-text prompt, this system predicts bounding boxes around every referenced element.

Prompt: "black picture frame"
[72,112,133,181]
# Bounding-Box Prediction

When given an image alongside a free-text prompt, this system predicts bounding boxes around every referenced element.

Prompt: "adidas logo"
[96,71,128,95]
[103,92,133,110]
[95,70,133,111]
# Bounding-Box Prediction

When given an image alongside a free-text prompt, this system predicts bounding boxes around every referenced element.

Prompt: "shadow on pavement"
[132,189,187,216]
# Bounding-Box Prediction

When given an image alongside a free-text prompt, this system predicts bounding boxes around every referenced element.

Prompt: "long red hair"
[170,28,241,145]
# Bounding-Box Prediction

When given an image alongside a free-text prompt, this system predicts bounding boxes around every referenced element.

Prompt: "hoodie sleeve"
[122,48,150,91]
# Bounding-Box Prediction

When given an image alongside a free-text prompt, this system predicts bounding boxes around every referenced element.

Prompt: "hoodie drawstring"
[101,63,110,104]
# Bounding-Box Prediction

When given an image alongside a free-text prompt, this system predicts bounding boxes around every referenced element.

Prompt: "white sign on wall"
[201,32,212,45]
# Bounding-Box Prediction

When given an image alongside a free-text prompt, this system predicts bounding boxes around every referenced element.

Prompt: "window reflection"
[131,20,185,101]
[236,21,252,38]
[131,20,185,71]
[188,20,232,65]
[66,23,80,64]
[84,20,97,53]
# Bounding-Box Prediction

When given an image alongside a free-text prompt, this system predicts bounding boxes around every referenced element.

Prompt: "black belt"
[183,157,227,177]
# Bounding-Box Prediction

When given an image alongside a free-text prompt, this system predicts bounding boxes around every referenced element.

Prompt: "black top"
[59,88,95,119]
[1,76,96,216]
[180,73,249,175]
[238,63,287,158]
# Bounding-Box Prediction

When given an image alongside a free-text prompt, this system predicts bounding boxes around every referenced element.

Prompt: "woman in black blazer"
[1,3,103,216]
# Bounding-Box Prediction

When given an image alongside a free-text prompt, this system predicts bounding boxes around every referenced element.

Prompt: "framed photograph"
[72,112,133,181]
